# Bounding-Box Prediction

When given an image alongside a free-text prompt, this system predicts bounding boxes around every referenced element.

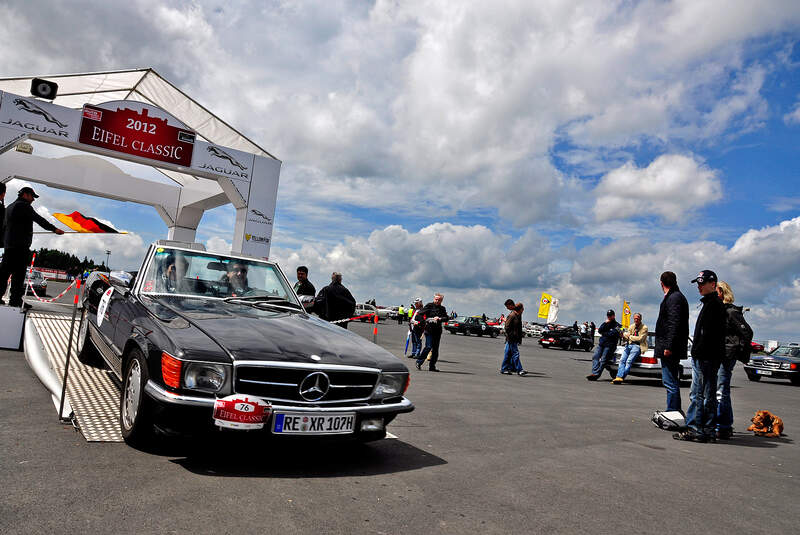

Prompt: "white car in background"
[355,303,380,322]
[607,332,693,381]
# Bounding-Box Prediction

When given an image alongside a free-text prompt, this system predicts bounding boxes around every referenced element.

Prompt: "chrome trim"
[240,379,297,387]
[233,361,382,373]
[144,380,414,414]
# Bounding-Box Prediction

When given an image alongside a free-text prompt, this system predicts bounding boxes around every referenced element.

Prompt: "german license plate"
[272,412,355,435]
[756,369,772,376]
[541,340,550,345]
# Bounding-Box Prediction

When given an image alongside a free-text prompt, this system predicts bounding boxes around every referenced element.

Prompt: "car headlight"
[371,373,409,399]
[184,363,227,393]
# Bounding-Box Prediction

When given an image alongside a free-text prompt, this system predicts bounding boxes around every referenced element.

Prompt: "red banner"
[78,103,195,167]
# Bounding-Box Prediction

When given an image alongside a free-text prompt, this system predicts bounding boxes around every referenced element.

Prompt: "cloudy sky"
[2,0,800,340]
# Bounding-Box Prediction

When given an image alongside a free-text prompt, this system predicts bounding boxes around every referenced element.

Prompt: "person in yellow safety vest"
[398,304,405,324]
[408,307,413,321]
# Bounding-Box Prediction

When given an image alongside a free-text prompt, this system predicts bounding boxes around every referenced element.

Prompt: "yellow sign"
[622,300,631,329]
[538,293,553,319]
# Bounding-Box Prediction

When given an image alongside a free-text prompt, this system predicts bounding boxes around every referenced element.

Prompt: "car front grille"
[751,359,780,369]
[234,365,379,404]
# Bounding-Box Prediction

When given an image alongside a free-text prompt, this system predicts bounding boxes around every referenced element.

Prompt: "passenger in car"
[158,253,190,293]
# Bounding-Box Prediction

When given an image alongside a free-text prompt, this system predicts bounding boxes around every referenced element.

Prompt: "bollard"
[373,314,378,344]
[58,279,82,421]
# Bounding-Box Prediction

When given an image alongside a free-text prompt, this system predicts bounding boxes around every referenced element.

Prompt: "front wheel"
[490,331,497,338]
[790,375,800,386]
[745,372,761,382]
[120,349,154,446]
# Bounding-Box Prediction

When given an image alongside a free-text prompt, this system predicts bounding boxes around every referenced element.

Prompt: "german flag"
[52,211,123,233]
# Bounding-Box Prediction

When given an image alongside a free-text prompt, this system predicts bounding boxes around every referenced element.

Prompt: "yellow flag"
[538,293,552,319]
[622,300,631,329]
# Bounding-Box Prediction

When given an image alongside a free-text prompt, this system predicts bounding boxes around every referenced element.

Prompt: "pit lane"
[2,285,799,534]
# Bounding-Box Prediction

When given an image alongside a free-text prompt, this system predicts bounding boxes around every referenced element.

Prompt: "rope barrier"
[328,313,375,324]
[26,277,78,303]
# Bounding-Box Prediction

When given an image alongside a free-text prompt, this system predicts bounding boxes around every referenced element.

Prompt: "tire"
[584,345,592,352]
[76,307,103,366]
[790,375,800,386]
[746,372,761,382]
[120,349,154,446]
[464,330,469,336]
[477,332,483,337]
[490,331,497,338]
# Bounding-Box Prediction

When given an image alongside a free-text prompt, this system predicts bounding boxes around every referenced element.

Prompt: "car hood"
[144,296,406,371]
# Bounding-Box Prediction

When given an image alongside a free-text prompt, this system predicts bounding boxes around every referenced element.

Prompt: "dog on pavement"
[747,410,784,438]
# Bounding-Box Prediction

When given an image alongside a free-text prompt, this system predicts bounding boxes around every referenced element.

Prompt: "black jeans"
[0,247,30,307]
[417,331,442,369]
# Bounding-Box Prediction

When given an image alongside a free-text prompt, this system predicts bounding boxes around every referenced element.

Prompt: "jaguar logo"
[250,208,272,223]
[207,145,247,170]
[299,372,330,401]
[13,98,67,128]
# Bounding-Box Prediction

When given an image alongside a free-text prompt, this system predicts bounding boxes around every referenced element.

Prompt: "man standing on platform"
[293,265,316,297]
[314,272,356,329]
[0,186,64,307]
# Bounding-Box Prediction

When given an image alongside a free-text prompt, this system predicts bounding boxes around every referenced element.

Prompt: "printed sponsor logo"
[248,208,273,224]
[83,108,102,121]
[245,234,270,243]
[178,131,195,144]
[207,145,247,170]
[13,98,68,127]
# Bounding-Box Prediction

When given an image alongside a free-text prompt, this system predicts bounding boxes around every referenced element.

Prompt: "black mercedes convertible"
[76,242,413,445]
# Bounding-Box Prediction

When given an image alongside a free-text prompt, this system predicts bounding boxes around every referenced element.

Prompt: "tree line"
[29,248,106,276]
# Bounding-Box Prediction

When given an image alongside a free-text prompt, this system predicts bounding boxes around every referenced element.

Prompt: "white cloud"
[592,154,722,222]
[784,99,800,125]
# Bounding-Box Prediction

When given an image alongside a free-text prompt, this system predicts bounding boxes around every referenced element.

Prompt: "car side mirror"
[109,271,133,288]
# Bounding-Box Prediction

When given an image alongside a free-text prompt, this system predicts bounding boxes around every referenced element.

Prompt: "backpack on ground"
[651,410,686,431]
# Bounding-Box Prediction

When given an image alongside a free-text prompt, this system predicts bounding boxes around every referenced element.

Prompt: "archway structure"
[0,68,280,258]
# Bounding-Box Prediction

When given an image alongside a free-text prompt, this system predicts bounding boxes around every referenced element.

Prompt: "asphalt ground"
[1,286,798,534]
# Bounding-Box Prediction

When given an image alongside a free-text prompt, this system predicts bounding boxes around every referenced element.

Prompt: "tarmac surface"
[1,290,798,534]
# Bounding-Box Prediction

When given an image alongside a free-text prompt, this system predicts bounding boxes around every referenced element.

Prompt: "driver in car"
[224,261,254,297]
[160,253,190,293]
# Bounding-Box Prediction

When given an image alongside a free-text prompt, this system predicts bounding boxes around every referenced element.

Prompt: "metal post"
[373,314,378,344]
[58,279,82,421]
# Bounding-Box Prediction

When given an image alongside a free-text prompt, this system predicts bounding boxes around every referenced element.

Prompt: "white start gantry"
[0,68,280,258]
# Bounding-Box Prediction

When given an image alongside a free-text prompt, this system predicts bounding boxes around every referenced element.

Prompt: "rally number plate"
[756,369,773,376]
[272,412,355,435]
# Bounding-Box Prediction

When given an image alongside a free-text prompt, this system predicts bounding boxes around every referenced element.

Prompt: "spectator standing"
[716,281,751,440]
[398,304,405,324]
[293,266,316,297]
[589,321,596,339]
[0,186,64,307]
[612,313,648,384]
[501,299,528,376]
[415,293,447,372]
[408,298,424,359]
[654,271,689,413]
[314,272,356,329]
[587,310,622,380]
[674,270,726,443]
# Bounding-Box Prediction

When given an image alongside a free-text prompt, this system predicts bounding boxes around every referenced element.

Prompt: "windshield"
[140,247,297,304]
[27,271,43,281]
[771,347,800,358]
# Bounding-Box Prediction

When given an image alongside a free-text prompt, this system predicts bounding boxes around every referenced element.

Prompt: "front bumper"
[144,380,415,415]
[744,365,799,380]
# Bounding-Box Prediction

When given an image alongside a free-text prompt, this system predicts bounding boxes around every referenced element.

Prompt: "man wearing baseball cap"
[0,186,64,307]
[587,309,622,380]
[673,270,726,443]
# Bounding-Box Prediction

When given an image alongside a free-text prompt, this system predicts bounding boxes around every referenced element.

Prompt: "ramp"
[27,312,123,442]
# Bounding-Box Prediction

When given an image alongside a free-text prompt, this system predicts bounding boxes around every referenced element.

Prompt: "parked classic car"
[744,345,800,384]
[76,242,413,445]
[607,332,693,381]
[444,316,500,337]
[538,327,594,351]
[25,269,47,296]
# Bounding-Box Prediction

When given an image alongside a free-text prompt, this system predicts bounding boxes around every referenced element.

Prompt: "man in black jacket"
[314,272,356,329]
[0,186,64,307]
[415,293,447,372]
[586,309,622,380]
[293,265,316,297]
[674,270,726,443]
[654,271,690,413]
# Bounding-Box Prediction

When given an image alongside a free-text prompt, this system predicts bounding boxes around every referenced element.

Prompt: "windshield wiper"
[224,296,303,311]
